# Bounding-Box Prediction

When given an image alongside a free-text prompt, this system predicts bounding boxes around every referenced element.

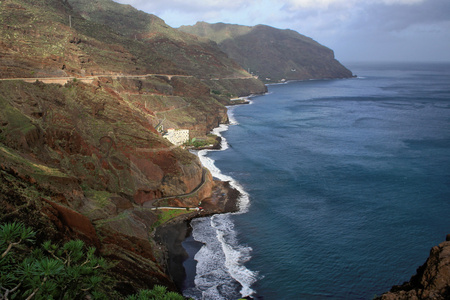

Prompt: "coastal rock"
[154,180,241,289]
[376,237,450,300]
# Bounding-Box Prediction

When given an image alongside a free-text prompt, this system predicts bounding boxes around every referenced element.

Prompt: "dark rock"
[376,236,450,300]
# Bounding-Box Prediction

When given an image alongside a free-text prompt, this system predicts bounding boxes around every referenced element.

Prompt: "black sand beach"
[154,180,241,291]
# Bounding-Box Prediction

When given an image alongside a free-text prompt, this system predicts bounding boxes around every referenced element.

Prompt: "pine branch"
[25,277,47,300]
[1,241,21,258]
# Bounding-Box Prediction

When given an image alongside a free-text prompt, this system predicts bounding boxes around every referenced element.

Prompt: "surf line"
[190,103,258,299]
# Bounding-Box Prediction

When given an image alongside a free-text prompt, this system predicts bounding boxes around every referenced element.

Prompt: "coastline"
[154,179,241,291]
[154,98,256,297]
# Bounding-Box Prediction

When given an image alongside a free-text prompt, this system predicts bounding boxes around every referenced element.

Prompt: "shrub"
[126,285,185,300]
[0,222,108,299]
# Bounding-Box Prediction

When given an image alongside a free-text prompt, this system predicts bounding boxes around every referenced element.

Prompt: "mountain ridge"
[0,0,357,297]
[0,0,262,296]
[179,21,353,82]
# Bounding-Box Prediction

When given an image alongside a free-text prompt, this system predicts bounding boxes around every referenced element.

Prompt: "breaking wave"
[183,110,258,299]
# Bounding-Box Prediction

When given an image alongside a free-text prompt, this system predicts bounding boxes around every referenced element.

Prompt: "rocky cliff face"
[376,236,450,300]
[179,22,353,82]
[0,77,218,294]
[67,0,249,79]
[0,0,352,296]
[0,1,262,295]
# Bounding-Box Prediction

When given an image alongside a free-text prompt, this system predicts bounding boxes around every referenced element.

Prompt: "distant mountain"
[179,22,353,82]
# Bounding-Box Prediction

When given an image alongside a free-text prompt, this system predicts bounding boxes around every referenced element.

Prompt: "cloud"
[274,0,450,32]
[278,0,426,10]
[114,0,255,14]
[112,0,450,61]
[366,0,450,31]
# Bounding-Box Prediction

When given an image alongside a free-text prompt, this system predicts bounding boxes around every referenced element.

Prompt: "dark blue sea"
[183,62,450,300]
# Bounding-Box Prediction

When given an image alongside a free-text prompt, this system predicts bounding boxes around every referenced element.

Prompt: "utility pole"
[69,15,72,28]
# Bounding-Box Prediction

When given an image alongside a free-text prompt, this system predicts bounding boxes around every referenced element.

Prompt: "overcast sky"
[114,0,450,63]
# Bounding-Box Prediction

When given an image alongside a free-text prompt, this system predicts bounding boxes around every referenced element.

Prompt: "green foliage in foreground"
[126,285,185,300]
[0,222,188,299]
[0,222,108,299]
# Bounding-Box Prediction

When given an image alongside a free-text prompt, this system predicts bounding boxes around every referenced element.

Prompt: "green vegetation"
[0,222,108,299]
[0,95,35,135]
[0,222,188,299]
[125,285,185,300]
[150,209,191,231]
[86,190,112,208]
[188,139,209,148]
[0,146,69,178]
[186,134,218,149]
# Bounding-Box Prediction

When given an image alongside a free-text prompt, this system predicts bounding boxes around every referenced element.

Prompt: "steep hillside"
[67,0,250,79]
[65,0,267,98]
[0,78,215,293]
[0,0,265,132]
[0,0,177,77]
[179,22,353,82]
[0,0,261,296]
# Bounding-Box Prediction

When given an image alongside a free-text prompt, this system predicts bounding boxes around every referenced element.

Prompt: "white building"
[163,129,189,146]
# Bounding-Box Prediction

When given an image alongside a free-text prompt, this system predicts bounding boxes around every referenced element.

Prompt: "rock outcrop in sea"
[376,235,450,300]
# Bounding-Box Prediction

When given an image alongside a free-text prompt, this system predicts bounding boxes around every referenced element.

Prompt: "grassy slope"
[0,0,181,77]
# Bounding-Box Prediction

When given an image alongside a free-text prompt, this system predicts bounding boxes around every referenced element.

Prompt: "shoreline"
[154,180,241,291]
[155,95,260,298]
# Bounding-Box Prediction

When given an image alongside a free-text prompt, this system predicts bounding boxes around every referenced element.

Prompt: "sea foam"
[184,107,258,299]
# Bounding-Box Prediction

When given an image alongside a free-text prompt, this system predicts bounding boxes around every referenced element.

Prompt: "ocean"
[182,62,450,299]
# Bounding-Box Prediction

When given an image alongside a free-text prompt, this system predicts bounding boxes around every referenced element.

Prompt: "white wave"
[184,217,241,300]
[226,106,239,125]
[197,150,250,213]
[212,214,257,297]
[185,114,258,299]
[210,124,230,151]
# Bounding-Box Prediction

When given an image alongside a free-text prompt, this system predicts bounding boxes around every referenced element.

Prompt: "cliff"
[376,235,450,300]
[0,77,216,292]
[0,0,266,136]
[0,0,354,296]
[66,0,267,97]
[179,22,353,82]
[0,0,256,295]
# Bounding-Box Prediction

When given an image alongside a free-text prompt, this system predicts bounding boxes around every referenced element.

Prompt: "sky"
[113,0,450,63]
